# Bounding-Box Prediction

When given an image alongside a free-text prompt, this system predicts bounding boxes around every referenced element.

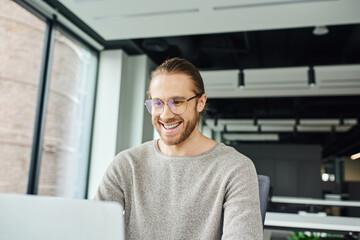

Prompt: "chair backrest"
[258,175,270,226]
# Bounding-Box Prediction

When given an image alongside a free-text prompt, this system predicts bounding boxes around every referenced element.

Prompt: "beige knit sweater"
[95,140,262,240]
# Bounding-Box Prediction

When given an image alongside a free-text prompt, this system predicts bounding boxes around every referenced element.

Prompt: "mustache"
[153,116,183,124]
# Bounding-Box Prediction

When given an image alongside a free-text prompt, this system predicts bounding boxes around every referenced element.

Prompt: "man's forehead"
[149,73,195,95]
[151,72,192,84]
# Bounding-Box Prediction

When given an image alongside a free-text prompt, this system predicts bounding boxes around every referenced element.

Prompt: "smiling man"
[95,58,263,239]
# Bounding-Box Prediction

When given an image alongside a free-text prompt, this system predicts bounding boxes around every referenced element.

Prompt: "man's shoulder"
[215,143,253,167]
[216,143,248,159]
[107,141,155,170]
[115,140,155,160]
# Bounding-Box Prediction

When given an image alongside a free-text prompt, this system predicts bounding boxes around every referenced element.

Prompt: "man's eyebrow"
[151,96,185,100]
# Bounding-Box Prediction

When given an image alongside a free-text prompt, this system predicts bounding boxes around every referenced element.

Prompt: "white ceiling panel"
[56,0,360,40]
[201,64,360,98]
[223,133,279,141]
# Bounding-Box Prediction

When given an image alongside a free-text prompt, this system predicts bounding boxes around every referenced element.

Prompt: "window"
[0,0,46,193]
[37,30,97,198]
[0,0,98,198]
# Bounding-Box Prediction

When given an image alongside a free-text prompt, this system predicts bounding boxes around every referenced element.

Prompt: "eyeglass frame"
[144,94,201,116]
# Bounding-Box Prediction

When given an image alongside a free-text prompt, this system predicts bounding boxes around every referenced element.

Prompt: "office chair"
[258,175,271,226]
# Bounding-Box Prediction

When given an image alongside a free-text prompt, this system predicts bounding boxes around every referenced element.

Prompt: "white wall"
[116,55,155,153]
[87,50,123,199]
[87,50,155,198]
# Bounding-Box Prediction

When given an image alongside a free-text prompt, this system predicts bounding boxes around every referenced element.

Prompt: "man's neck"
[158,130,217,156]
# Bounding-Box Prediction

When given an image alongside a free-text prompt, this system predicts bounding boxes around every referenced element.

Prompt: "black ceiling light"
[142,38,168,52]
[340,117,344,126]
[238,69,245,89]
[293,125,297,136]
[308,66,316,87]
[214,116,218,127]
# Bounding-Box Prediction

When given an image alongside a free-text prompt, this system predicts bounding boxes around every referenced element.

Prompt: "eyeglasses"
[145,94,200,116]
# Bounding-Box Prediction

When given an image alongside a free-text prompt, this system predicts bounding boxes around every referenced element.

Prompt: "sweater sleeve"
[222,156,263,240]
[93,159,125,207]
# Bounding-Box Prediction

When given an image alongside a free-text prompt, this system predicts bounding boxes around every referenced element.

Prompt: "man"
[95,58,263,239]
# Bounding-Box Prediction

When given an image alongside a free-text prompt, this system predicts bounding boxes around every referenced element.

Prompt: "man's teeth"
[163,123,180,129]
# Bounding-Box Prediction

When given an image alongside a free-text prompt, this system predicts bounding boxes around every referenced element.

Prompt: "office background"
[1,0,360,238]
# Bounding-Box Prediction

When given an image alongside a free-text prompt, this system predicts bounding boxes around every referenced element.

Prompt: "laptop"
[0,193,125,240]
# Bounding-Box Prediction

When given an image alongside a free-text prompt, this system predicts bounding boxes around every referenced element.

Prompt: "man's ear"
[197,93,207,112]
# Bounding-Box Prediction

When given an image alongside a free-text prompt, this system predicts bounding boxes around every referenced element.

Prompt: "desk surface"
[271,196,360,207]
[265,212,360,232]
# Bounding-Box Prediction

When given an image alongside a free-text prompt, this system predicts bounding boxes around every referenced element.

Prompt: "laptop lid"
[0,193,125,240]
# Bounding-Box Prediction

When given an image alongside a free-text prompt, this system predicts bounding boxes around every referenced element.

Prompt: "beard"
[153,109,199,146]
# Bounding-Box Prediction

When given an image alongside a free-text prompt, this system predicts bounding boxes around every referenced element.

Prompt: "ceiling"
[39,0,360,158]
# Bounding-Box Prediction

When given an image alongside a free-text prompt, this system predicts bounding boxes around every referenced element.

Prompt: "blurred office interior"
[1,0,360,239]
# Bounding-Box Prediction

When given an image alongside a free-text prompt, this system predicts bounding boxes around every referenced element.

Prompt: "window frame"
[11,0,100,197]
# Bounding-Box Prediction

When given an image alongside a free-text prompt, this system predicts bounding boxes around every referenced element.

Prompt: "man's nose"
[160,103,175,119]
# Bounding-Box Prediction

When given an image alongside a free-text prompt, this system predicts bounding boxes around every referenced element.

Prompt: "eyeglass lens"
[145,97,188,116]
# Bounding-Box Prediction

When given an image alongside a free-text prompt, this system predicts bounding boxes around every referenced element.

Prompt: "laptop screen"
[0,193,125,240]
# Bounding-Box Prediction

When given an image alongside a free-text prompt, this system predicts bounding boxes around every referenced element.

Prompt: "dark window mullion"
[27,17,56,195]
[84,51,100,199]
